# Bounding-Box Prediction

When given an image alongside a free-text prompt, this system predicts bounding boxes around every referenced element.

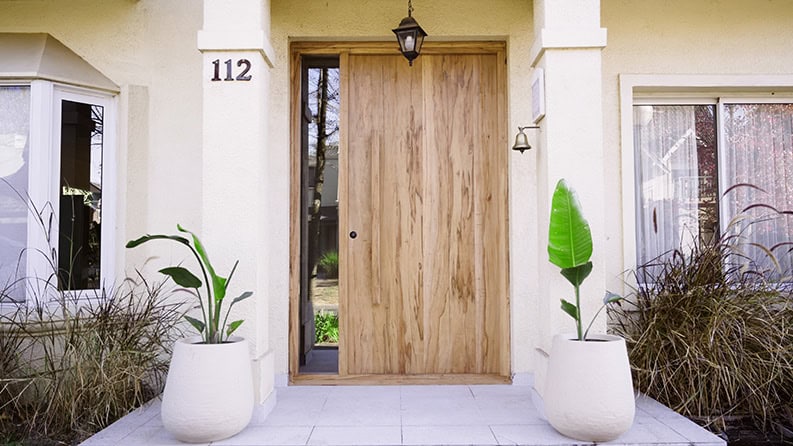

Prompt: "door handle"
[349,231,357,239]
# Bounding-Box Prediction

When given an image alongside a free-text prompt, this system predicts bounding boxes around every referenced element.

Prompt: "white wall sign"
[531,68,546,123]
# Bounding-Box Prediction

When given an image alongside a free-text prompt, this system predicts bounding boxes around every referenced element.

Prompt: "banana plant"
[126,224,252,344]
[547,179,622,341]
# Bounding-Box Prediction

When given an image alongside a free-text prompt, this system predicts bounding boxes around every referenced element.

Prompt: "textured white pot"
[161,336,254,443]
[544,333,635,442]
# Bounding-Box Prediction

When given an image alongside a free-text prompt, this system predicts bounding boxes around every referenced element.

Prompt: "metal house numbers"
[210,58,252,82]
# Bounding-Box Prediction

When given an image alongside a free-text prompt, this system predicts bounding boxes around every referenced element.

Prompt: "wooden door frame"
[288,41,510,385]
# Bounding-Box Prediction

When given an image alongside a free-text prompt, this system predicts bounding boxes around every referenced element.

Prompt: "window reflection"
[58,100,103,290]
[300,61,340,374]
[0,86,31,301]
[634,102,793,280]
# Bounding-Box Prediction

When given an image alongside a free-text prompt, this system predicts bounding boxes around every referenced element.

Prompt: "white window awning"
[0,33,118,92]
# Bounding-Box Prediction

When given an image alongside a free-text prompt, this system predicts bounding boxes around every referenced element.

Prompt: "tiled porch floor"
[80,385,725,446]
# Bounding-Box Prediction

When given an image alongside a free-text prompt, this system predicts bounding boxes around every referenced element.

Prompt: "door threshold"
[290,373,511,386]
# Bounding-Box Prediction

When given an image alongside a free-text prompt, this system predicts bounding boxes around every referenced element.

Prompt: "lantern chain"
[408,0,413,17]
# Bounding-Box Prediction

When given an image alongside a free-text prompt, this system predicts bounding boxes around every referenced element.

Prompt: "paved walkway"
[80,385,725,446]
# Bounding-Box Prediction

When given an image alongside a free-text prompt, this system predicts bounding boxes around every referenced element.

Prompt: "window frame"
[619,74,793,285]
[0,80,117,307]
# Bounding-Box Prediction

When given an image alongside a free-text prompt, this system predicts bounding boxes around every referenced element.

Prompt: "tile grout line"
[400,385,405,445]
[306,388,330,445]
[114,419,150,445]
[305,425,317,446]
[488,425,498,446]
[95,402,160,445]
[81,385,725,446]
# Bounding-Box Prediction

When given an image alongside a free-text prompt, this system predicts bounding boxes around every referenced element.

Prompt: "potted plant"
[543,179,635,442]
[126,225,254,443]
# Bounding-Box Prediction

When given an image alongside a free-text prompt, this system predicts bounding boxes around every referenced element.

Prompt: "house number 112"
[211,59,252,81]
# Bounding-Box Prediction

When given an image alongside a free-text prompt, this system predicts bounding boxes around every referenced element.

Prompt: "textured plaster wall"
[269,0,537,378]
[7,0,790,387]
[1,0,542,384]
[601,0,793,291]
[0,0,203,279]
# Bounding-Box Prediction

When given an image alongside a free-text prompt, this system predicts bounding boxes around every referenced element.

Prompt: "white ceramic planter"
[161,336,254,443]
[544,333,635,442]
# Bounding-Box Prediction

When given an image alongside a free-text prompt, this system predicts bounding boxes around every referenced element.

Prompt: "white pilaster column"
[530,0,607,397]
[198,0,275,405]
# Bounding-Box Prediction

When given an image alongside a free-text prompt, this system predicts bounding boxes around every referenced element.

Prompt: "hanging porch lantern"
[392,0,427,66]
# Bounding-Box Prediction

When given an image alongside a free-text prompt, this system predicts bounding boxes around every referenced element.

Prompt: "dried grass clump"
[0,181,185,444]
[613,231,793,438]
[0,277,183,445]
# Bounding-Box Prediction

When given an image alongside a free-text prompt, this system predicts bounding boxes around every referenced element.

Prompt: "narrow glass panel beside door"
[300,59,340,374]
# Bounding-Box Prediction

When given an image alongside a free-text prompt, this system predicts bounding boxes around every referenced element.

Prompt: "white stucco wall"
[269,0,537,380]
[0,0,542,386]
[601,0,793,291]
[6,0,792,391]
[0,0,204,273]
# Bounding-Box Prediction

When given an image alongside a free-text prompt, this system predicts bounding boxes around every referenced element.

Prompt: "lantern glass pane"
[414,34,425,52]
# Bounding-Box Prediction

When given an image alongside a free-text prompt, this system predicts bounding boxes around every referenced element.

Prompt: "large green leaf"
[228,291,252,308]
[159,266,202,288]
[560,262,593,287]
[560,299,578,320]
[226,320,244,337]
[177,225,227,303]
[184,315,206,334]
[219,291,253,342]
[548,179,593,269]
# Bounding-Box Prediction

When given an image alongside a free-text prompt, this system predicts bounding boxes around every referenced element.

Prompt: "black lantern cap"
[393,2,427,66]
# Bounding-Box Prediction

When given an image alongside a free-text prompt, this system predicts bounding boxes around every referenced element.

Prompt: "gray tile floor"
[80,385,726,446]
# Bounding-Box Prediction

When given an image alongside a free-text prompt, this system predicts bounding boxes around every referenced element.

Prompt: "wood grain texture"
[344,51,509,377]
[292,42,509,381]
[291,373,511,386]
[291,41,507,56]
[288,48,302,380]
[493,49,511,375]
[338,51,351,376]
[423,54,477,374]
[380,55,425,375]
[477,52,510,375]
[343,54,401,374]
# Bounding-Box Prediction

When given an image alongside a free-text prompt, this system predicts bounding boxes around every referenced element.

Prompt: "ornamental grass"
[613,221,793,440]
[0,276,183,445]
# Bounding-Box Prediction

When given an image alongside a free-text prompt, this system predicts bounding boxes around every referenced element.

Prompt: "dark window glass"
[58,100,103,290]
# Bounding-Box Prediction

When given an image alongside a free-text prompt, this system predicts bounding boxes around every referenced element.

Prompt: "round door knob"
[349,231,357,239]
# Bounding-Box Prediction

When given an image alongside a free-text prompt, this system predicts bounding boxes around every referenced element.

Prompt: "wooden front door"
[338,44,510,378]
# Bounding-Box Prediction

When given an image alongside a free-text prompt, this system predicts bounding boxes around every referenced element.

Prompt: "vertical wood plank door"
[339,47,509,378]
